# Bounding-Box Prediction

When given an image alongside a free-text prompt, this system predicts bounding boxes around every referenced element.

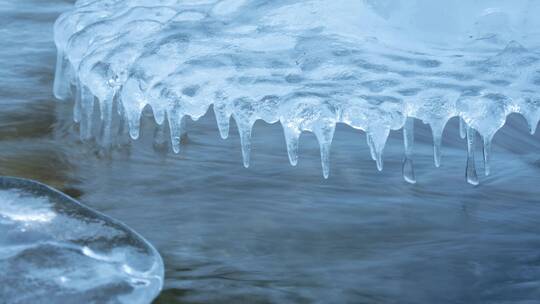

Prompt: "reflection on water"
[2,1,540,303]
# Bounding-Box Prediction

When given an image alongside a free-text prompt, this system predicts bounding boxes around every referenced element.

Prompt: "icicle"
[126,105,142,140]
[374,147,383,171]
[526,115,540,135]
[214,104,230,139]
[431,124,443,168]
[367,128,389,171]
[236,119,253,168]
[459,117,466,139]
[153,107,166,126]
[154,109,166,125]
[79,86,95,140]
[73,81,81,123]
[315,124,336,179]
[99,97,106,121]
[128,119,141,139]
[53,51,70,100]
[482,135,492,176]
[466,126,479,186]
[402,117,416,184]
[167,114,184,154]
[433,133,442,168]
[319,141,331,179]
[100,96,114,148]
[375,158,383,171]
[282,124,300,166]
[531,122,538,135]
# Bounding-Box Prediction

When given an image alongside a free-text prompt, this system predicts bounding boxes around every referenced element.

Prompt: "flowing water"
[2,1,540,303]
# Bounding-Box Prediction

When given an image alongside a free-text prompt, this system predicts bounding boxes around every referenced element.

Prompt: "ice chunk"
[0,177,163,303]
[54,0,540,184]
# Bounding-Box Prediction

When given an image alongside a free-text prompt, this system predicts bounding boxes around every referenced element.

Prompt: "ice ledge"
[53,0,540,184]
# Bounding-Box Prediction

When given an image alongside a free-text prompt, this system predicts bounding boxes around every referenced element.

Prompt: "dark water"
[2,1,540,303]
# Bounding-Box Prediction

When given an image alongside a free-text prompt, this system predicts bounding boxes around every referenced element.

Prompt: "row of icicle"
[64,87,514,186]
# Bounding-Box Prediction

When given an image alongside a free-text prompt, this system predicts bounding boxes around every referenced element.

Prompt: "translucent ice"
[0,177,164,303]
[54,0,540,184]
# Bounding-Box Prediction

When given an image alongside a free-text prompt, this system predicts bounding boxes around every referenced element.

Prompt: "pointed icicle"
[282,124,300,166]
[167,114,184,154]
[153,107,166,126]
[433,133,442,168]
[367,128,389,171]
[236,119,253,168]
[319,140,331,179]
[98,96,106,121]
[531,122,538,135]
[431,124,444,168]
[128,117,141,140]
[527,115,540,135]
[466,126,479,186]
[375,152,383,171]
[126,106,142,140]
[214,104,230,139]
[79,86,95,140]
[315,124,336,179]
[53,51,70,100]
[459,117,466,139]
[73,81,81,123]
[482,135,492,176]
[100,96,114,148]
[402,117,416,184]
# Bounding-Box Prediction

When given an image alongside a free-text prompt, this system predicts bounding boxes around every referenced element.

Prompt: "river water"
[2,1,540,303]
